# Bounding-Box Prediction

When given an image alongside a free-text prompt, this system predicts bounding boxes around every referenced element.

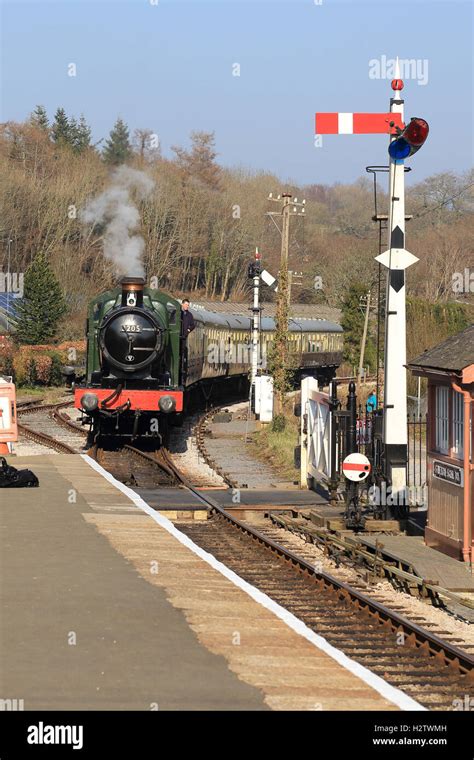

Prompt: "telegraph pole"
[288,270,303,308]
[281,193,291,274]
[266,193,305,411]
[358,290,371,385]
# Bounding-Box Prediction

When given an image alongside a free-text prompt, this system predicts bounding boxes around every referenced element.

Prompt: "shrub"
[0,339,15,380]
[25,357,38,386]
[10,346,70,386]
[271,414,286,433]
[35,354,52,383]
[50,353,64,386]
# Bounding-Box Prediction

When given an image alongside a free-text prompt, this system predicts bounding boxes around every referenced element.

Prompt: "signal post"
[315,65,429,509]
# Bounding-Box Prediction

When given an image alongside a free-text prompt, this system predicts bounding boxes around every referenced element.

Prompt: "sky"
[0,0,472,186]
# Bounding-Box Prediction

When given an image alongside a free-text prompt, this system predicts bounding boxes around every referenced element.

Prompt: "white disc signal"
[342,453,371,482]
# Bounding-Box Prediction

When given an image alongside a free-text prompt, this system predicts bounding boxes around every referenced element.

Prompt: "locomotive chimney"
[121,277,144,308]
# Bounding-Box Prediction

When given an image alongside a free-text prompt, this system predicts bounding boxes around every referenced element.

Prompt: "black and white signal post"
[249,246,261,388]
[315,61,429,504]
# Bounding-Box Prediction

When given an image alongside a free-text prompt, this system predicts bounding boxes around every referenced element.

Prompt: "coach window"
[435,385,449,455]
[452,390,464,460]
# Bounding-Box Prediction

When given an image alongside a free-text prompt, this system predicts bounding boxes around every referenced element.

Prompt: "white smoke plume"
[80,166,155,277]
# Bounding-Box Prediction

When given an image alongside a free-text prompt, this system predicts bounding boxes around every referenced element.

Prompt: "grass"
[250,405,300,482]
[16,385,71,404]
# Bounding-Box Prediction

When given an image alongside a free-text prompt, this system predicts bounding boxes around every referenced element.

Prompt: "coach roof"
[190,304,342,333]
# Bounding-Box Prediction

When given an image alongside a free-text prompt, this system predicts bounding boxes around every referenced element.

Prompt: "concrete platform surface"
[0,456,265,710]
[0,455,406,711]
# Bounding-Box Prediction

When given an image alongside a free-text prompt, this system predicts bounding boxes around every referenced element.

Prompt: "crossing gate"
[300,377,333,489]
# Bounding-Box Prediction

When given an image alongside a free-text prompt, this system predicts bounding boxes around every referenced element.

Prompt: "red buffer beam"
[315,112,404,135]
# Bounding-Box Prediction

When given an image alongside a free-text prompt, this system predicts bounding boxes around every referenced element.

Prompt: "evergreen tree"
[52,107,72,147]
[30,105,49,133]
[72,114,92,153]
[13,253,68,345]
[102,117,132,165]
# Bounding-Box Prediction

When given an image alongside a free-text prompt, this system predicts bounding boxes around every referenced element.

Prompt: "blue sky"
[1,0,472,185]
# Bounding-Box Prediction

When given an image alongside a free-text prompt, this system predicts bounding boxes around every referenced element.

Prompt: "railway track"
[194,407,240,488]
[17,399,87,454]
[90,444,177,487]
[194,403,474,618]
[88,411,225,490]
[153,448,474,711]
[268,513,474,619]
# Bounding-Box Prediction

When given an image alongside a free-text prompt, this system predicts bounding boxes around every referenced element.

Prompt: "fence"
[300,379,427,509]
[407,413,427,503]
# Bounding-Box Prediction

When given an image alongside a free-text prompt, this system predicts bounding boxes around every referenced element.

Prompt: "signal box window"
[452,390,464,460]
[435,386,449,455]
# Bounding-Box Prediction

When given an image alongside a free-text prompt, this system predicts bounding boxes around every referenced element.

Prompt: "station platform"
[360,535,474,592]
[0,454,419,711]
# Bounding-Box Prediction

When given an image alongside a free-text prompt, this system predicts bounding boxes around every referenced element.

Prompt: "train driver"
[180,299,195,383]
[180,299,196,339]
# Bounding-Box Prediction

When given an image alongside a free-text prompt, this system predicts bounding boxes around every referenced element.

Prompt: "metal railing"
[407,413,427,506]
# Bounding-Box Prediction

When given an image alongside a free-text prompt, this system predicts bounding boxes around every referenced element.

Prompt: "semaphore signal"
[315,58,429,509]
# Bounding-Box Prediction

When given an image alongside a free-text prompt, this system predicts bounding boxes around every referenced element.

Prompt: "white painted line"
[338,112,354,134]
[82,454,426,711]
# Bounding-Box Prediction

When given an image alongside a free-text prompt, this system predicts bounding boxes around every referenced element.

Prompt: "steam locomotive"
[75,277,343,441]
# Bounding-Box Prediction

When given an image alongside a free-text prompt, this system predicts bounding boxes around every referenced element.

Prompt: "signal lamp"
[248,262,261,278]
[389,117,429,160]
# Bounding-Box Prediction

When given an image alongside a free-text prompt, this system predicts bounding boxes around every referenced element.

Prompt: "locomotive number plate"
[121,324,141,332]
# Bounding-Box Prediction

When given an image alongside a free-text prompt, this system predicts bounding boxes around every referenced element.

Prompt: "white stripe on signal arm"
[338,113,353,134]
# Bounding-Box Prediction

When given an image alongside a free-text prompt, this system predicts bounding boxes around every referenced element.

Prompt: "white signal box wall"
[254,375,273,422]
